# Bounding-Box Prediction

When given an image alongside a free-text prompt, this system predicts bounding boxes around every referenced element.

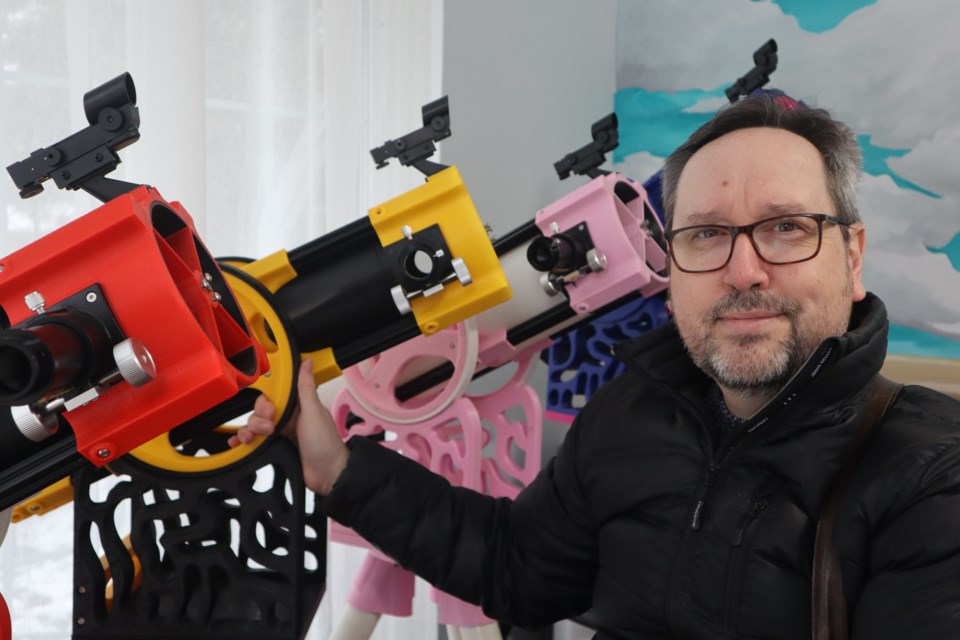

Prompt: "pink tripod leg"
[347,551,416,617]
[433,586,495,627]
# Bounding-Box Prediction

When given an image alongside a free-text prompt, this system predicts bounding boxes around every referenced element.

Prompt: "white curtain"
[0,1,442,638]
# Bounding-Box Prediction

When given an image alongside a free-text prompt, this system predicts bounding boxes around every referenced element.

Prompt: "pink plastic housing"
[533,172,668,315]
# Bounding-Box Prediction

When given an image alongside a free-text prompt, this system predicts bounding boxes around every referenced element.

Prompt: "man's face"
[668,127,866,397]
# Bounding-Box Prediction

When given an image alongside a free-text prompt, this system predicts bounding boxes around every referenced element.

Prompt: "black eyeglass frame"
[664,213,850,274]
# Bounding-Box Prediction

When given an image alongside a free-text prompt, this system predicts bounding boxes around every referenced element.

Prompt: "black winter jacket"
[321,294,960,639]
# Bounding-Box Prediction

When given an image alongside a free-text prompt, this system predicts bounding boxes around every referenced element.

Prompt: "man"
[233,94,960,639]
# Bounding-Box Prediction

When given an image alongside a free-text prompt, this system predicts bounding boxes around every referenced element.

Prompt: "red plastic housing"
[0,185,267,465]
[0,589,9,640]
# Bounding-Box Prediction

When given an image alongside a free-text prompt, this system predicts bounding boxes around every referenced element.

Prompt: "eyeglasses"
[664,213,849,273]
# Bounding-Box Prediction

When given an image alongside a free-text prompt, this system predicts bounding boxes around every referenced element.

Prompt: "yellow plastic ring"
[127,262,298,473]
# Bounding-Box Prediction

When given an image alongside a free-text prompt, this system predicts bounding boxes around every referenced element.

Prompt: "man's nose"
[721,232,769,290]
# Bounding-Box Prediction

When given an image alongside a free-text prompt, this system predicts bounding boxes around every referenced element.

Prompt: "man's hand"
[229,359,349,496]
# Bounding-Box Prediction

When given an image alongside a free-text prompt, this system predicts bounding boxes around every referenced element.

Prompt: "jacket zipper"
[689,432,747,531]
[688,341,838,531]
[663,402,718,632]
[732,495,770,547]
[691,462,719,530]
[723,496,771,635]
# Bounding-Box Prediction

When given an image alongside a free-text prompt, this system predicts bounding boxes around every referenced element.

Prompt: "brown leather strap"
[812,374,903,640]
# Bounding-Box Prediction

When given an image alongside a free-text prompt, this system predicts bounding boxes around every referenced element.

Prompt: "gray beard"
[698,325,803,397]
[684,289,827,398]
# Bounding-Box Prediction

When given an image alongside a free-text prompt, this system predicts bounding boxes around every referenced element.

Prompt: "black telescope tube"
[0,312,113,406]
[0,325,84,405]
[0,406,67,478]
[276,218,420,362]
[0,426,87,512]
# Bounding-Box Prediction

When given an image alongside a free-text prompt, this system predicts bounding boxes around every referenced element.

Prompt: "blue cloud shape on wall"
[752,0,879,32]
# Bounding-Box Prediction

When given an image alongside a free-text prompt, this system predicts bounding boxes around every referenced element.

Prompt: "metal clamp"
[7,337,157,434]
[390,257,472,315]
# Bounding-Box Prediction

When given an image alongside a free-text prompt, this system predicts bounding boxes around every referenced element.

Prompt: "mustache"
[707,290,801,323]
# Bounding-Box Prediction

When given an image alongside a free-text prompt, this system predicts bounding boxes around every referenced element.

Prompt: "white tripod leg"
[0,508,11,548]
[449,622,502,640]
[329,605,381,640]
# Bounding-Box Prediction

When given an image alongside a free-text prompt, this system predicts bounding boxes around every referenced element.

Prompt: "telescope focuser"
[554,113,619,181]
[385,223,472,315]
[6,72,141,203]
[527,221,606,297]
[370,96,452,177]
[725,38,778,103]
[0,283,156,451]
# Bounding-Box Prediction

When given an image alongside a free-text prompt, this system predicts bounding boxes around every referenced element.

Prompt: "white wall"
[442,0,618,234]
[441,2,617,638]
[441,0,619,503]
[441,0,618,458]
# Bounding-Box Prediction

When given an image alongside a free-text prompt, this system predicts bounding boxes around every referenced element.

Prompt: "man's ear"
[848,223,867,301]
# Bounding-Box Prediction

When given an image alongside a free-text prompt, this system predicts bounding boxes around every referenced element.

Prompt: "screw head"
[86,292,98,303]
[97,448,111,458]
[25,291,46,313]
[29,503,41,512]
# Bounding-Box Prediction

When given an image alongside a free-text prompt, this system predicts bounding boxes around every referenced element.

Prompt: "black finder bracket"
[370,96,452,178]
[554,113,619,181]
[725,39,779,103]
[6,72,142,204]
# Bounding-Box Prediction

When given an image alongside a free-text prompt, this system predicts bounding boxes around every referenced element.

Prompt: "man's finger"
[246,415,277,436]
[252,392,277,420]
[297,359,321,411]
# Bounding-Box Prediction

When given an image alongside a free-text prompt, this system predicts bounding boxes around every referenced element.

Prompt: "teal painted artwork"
[613,88,724,163]
[857,135,941,199]
[614,0,960,358]
[754,0,879,32]
[889,324,960,359]
[929,233,960,272]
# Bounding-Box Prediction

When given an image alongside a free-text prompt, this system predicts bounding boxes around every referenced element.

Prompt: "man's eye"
[693,228,725,240]
[772,222,800,233]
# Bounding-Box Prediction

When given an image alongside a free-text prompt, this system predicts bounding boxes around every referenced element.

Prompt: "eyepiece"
[0,312,112,406]
[527,234,578,272]
[0,341,35,397]
[0,326,83,405]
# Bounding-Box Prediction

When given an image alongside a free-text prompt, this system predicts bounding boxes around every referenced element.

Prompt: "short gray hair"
[661,94,863,236]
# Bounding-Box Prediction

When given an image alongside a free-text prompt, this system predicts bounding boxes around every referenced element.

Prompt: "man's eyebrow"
[764,202,809,215]
[677,203,812,226]
[679,211,722,225]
